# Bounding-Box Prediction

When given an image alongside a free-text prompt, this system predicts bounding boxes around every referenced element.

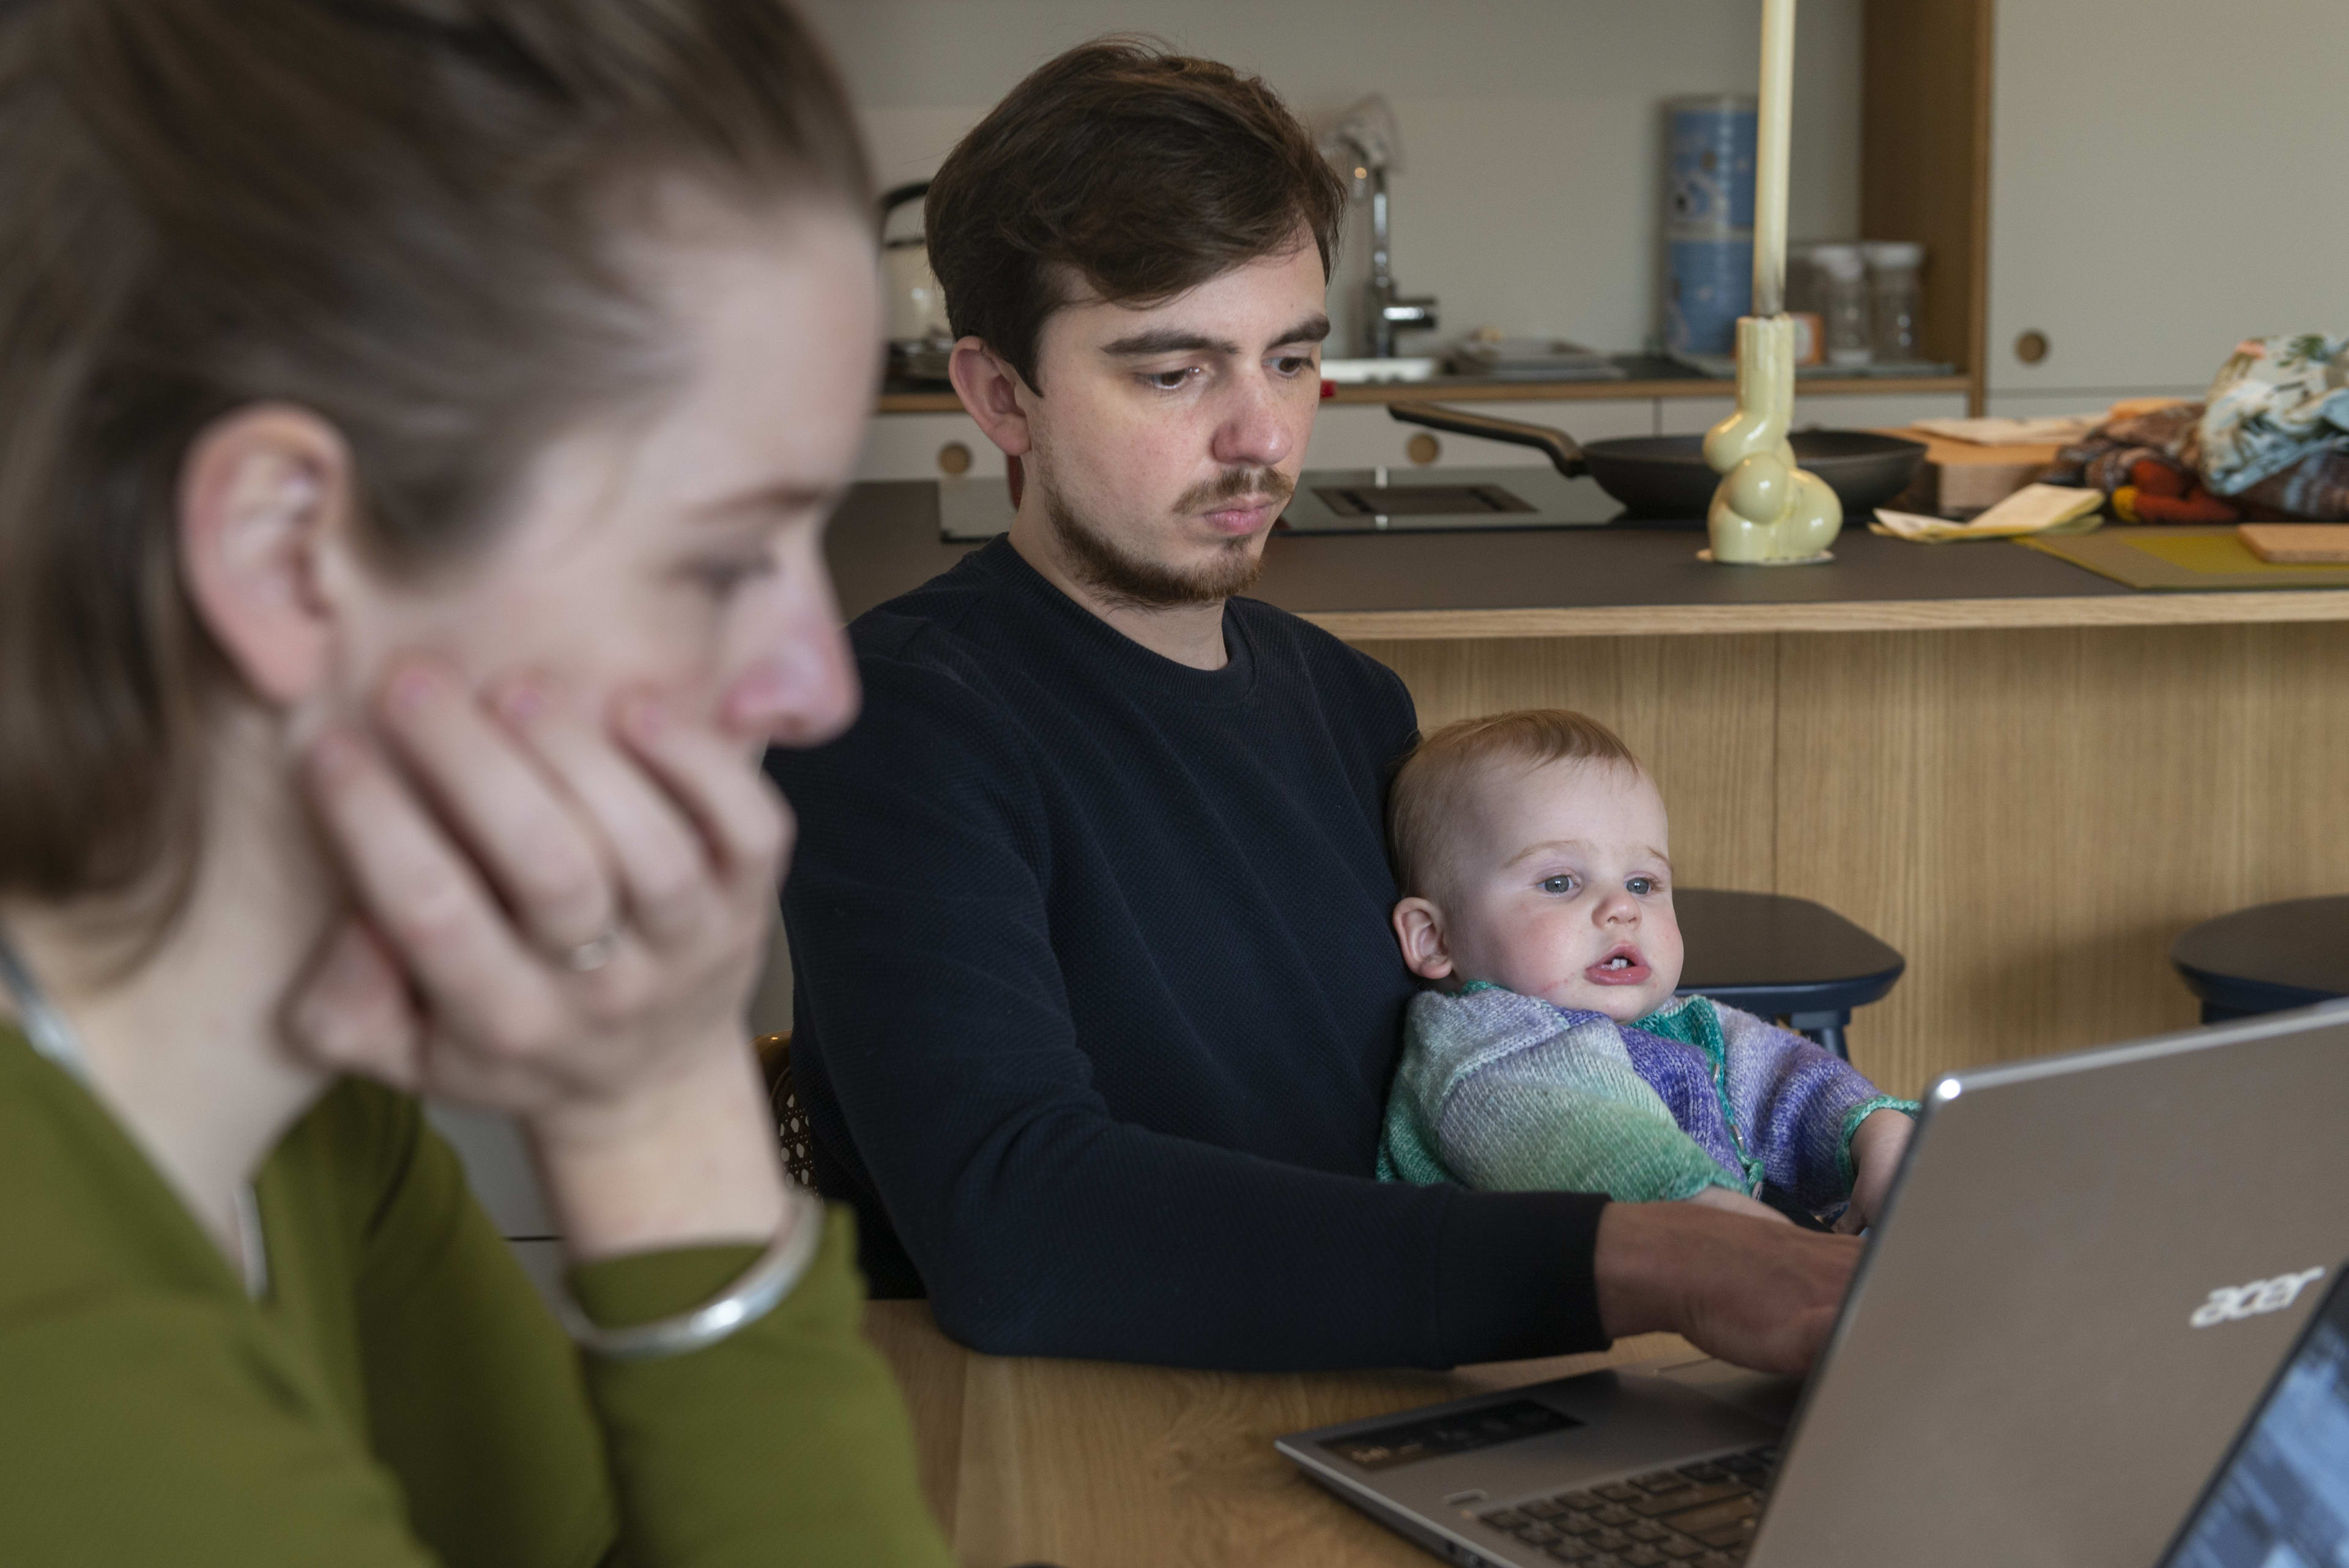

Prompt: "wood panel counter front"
[824,482,2349,1099]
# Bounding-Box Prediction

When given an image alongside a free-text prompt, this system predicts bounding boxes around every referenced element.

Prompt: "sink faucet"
[1361,162,1438,359]
[1327,97,1439,360]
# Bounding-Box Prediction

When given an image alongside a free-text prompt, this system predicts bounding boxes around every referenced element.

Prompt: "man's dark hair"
[924,38,1347,393]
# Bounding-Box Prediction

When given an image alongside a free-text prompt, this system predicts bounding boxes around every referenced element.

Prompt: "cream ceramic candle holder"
[1703,314,1842,565]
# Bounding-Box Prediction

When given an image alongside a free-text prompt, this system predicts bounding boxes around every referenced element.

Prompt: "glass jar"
[1811,243,1871,368]
[1865,241,1924,365]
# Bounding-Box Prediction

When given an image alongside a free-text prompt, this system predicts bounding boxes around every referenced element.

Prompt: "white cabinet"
[1986,0,2348,407]
[858,398,1663,481]
[426,1104,554,1238]
[857,409,1003,483]
[861,392,1972,481]
[425,1102,571,1306]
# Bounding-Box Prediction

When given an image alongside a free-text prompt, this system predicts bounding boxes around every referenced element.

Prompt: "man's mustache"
[1172,467,1296,515]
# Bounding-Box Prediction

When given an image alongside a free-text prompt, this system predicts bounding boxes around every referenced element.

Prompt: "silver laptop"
[2153,1258,2349,1567]
[1279,1000,2349,1568]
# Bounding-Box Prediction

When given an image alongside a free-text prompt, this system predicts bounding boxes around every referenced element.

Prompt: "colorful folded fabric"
[2044,388,2349,524]
[2201,333,2349,497]
[2232,447,2349,521]
[2112,459,2242,525]
[2046,401,2206,501]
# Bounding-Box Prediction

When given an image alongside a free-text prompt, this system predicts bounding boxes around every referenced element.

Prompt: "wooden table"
[863,1300,1701,1567]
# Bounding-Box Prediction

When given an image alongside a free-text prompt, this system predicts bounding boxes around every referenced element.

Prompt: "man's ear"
[1392,897,1456,981]
[177,404,357,707]
[948,335,1035,459]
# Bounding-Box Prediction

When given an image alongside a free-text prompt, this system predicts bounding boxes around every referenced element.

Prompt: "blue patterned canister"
[1665,234,1753,356]
[1666,95,1757,231]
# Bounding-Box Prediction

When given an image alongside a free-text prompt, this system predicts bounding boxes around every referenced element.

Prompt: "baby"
[1378,709,1914,1230]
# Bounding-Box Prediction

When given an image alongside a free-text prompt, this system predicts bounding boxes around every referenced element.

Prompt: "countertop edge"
[876,374,1973,415]
[1303,589,2349,641]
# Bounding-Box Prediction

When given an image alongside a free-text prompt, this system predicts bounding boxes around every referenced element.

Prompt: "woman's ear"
[947,335,1034,459]
[177,404,358,707]
[1392,897,1456,981]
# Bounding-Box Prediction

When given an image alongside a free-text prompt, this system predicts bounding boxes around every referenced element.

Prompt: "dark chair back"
[755,1033,818,1189]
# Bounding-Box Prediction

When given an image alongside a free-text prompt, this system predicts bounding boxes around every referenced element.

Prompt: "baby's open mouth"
[1584,945,1652,986]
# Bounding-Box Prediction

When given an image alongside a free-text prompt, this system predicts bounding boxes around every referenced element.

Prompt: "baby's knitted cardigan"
[1379,983,1913,1208]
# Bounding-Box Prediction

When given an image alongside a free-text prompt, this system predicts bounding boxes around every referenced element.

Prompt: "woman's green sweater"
[0,1025,951,1566]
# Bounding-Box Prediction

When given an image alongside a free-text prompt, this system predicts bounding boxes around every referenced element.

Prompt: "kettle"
[880,182,952,378]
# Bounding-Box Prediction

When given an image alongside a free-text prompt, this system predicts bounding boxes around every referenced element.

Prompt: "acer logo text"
[2190,1267,2326,1329]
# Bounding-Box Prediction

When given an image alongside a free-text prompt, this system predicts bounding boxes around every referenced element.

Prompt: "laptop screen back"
[1748,1003,2349,1568]
[2161,1263,2349,1568]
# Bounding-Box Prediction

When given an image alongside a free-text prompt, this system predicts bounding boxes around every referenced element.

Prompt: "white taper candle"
[1752,0,1795,318]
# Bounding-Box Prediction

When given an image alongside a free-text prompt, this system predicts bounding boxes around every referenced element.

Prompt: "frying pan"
[1389,401,1927,521]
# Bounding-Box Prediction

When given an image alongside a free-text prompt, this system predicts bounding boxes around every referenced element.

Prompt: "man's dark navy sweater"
[766,537,1608,1370]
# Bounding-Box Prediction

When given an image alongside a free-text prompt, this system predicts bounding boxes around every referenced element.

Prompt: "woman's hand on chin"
[286,655,792,1259]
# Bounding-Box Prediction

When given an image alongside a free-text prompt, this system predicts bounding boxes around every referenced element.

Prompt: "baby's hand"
[1836,1109,1915,1234]
[1686,1184,1792,1225]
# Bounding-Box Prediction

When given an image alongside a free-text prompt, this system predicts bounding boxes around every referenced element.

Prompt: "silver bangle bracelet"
[556,1192,824,1362]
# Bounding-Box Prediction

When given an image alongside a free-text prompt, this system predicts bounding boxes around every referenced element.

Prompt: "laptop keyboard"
[1476,1446,1777,1567]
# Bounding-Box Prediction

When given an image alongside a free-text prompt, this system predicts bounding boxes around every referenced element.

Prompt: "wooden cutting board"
[2240,523,2349,563]
[1873,428,2063,518]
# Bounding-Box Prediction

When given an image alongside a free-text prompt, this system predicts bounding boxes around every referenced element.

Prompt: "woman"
[0,2,948,1562]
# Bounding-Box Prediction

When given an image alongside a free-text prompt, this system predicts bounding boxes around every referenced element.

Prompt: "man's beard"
[1040,464,1292,611]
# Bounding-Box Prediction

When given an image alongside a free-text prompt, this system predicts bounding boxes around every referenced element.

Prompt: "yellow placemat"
[2021,527,2349,590]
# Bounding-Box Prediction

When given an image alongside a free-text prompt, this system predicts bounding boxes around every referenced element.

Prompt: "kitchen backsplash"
[798,0,1863,357]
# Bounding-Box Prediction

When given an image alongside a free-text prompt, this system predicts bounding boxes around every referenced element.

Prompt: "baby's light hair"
[1388,708,1643,897]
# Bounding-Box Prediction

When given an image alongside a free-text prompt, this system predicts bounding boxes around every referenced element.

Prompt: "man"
[768,40,1857,1371]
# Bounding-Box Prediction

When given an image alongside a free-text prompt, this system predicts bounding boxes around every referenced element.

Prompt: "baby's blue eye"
[1627,877,1656,895]
[1540,874,1576,895]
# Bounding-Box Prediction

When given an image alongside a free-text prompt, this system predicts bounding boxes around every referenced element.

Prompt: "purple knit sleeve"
[1716,1006,1911,1208]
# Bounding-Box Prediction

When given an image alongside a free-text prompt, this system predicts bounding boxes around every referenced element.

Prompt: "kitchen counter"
[828,480,2349,636]
[875,354,1972,415]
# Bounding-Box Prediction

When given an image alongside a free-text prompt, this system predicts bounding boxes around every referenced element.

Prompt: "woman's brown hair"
[0,0,869,921]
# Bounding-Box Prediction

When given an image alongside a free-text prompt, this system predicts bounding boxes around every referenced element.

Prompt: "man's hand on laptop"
[1593,1202,1863,1376]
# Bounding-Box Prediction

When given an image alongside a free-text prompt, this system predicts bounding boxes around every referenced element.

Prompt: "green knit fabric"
[1626,993,1914,1191]
[1378,984,1741,1202]
[1836,1095,1918,1190]
[1381,985,1918,1212]
[0,1024,950,1567]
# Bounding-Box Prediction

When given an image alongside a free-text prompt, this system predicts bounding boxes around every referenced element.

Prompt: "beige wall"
[799,0,1864,358]
[1984,0,2349,407]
